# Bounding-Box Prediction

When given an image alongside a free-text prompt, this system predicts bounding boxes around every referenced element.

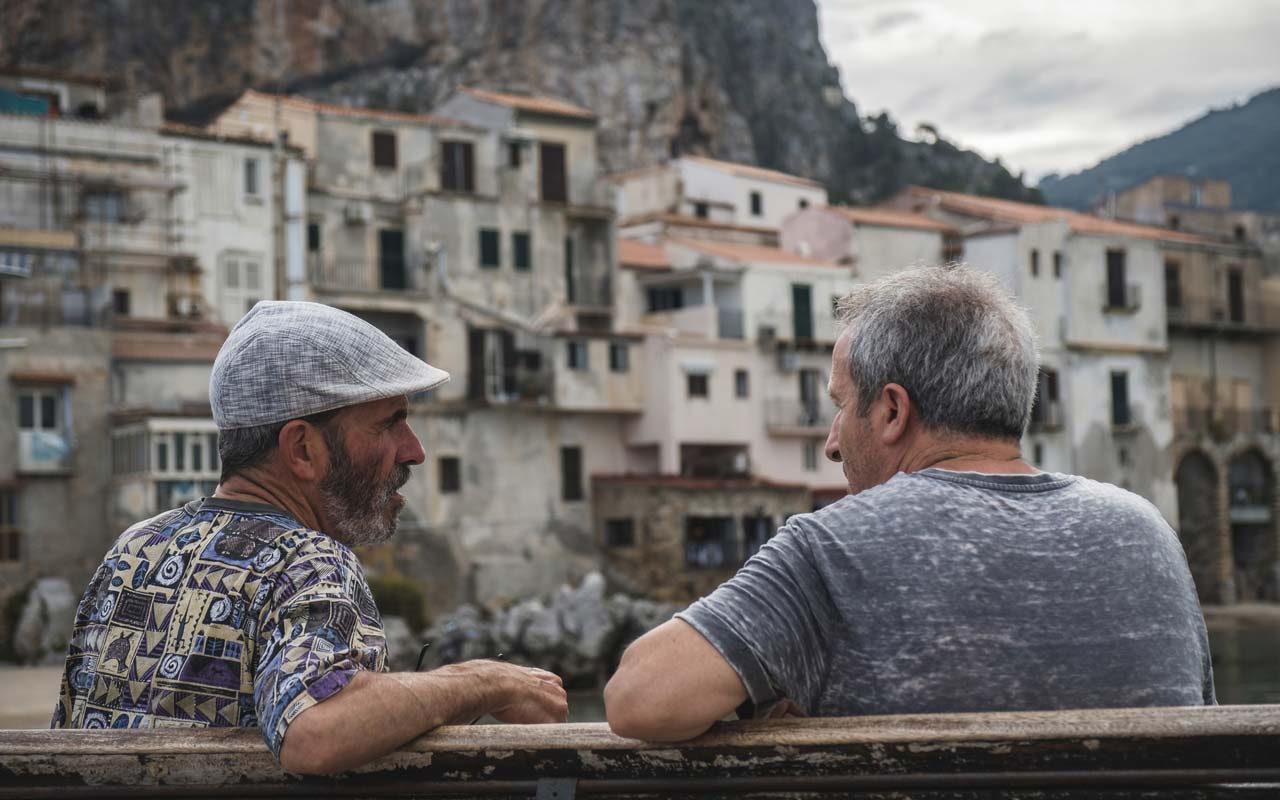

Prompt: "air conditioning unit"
[777,347,799,372]
[343,203,371,225]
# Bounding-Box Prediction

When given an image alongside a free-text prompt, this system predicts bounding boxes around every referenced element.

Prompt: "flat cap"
[210,301,450,429]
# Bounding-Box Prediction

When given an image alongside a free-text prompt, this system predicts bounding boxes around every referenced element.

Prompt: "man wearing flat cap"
[52,302,568,774]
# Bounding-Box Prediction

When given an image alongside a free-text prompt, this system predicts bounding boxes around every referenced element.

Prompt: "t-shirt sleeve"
[676,520,836,714]
[253,537,387,762]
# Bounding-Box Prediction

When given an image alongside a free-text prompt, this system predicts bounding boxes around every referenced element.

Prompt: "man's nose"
[400,427,426,466]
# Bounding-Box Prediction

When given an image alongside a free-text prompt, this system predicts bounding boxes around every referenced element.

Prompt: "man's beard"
[317,427,411,547]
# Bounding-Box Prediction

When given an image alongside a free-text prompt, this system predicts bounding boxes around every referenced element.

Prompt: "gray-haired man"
[54,302,567,774]
[605,265,1214,741]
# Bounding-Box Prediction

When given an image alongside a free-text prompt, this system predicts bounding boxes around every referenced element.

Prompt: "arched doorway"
[1228,449,1277,601]
[1175,451,1221,602]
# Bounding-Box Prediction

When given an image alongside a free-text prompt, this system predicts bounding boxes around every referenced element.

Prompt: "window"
[750,191,763,217]
[439,456,461,493]
[605,518,634,548]
[803,440,819,471]
[735,369,749,398]
[1110,371,1131,428]
[508,141,522,169]
[112,289,130,316]
[513,232,531,271]
[378,229,405,290]
[244,158,260,197]
[1033,443,1044,466]
[694,201,709,219]
[1227,267,1245,323]
[684,516,736,570]
[441,140,475,192]
[1030,248,1039,277]
[567,340,588,371]
[1234,225,1247,242]
[0,250,32,278]
[371,130,397,169]
[687,373,709,398]
[17,387,60,431]
[942,233,963,264]
[1053,250,1063,279]
[561,446,583,502]
[0,489,20,562]
[83,189,124,224]
[1165,260,1182,309]
[1105,249,1127,310]
[222,254,264,320]
[647,287,683,312]
[742,514,774,560]
[1029,368,1060,428]
[479,228,500,269]
[609,342,630,373]
[1168,214,1180,230]
[540,142,568,203]
[792,283,813,340]
[307,222,320,253]
[564,237,576,304]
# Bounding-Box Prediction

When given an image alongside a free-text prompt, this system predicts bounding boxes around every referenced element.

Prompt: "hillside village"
[2,67,1279,637]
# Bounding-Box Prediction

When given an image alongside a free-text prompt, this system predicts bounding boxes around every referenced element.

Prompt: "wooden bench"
[2,705,1279,798]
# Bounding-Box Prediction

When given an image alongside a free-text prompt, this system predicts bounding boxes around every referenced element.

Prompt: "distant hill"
[1039,87,1280,211]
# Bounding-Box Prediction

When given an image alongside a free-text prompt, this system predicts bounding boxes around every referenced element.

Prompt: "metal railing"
[765,398,832,433]
[1027,401,1064,432]
[309,255,429,294]
[1174,406,1278,437]
[1102,281,1142,312]
[1167,292,1280,331]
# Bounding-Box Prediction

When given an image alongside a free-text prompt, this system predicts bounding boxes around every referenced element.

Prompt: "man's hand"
[487,663,568,724]
[279,660,567,775]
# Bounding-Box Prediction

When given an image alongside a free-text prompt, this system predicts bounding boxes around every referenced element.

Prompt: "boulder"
[13,578,76,665]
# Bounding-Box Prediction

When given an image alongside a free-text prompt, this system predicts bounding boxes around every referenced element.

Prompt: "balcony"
[1027,400,1064,433]
[642,304,744,341]
[1102,282,1142,313]
[309,255,430,295]
[1166,293,1280,333]
[765,398,832,436]
[1174,406,1278,439]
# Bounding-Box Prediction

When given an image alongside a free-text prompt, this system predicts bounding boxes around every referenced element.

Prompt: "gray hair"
[218,408,345,483]
[835,264,1040,440]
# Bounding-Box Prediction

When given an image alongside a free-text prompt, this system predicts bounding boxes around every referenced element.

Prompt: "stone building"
[0,73,299,624]
[210,88,639,611]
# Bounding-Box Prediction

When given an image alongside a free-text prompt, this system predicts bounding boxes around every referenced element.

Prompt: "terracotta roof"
[828,206,958,234]
[669,237,841,268]
[461,87,596,121]
[617,212,777,238]
[592,474,810,492]
[238,89,473,129]
[899,187,1218,245]
[680,155,825,190]
[617,239,671,271]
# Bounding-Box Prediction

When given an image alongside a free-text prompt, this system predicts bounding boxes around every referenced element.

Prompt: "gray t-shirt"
[678,469,1216,717]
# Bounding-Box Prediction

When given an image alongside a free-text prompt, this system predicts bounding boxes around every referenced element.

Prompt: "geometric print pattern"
[52,497,387,760]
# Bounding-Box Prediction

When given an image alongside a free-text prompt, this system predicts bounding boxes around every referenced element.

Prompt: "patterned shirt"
[52,497,387,760]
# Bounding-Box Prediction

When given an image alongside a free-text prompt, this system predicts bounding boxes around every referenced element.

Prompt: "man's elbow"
[604,671,707,742]
[278,716,346,775]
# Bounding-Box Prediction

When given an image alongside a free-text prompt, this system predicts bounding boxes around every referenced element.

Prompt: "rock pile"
[400,572,681,685]
[12,578,77,665]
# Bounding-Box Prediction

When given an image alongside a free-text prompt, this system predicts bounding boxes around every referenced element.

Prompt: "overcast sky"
[815,0,1280,183]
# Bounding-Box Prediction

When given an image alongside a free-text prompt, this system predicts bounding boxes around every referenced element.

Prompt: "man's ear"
[878,383,913,445]
[277,420,326,482]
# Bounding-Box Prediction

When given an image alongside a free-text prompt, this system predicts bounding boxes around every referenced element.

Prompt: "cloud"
[869,10,920,34]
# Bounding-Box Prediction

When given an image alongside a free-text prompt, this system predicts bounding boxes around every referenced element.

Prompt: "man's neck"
[900,435,1037,476]
[213,474,324,531]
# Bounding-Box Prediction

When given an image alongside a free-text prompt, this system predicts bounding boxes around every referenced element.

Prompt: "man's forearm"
[279,662,508,774]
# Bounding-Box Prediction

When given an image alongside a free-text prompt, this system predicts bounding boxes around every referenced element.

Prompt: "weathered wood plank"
[0,705,1277,798]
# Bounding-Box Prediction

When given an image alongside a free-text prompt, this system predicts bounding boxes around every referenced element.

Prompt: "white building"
[613,155,828,232]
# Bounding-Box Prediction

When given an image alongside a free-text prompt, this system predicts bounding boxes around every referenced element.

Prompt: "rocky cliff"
[0,0,1039,204]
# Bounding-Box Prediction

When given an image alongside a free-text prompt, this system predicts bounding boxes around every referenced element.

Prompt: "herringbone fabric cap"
[210,301,449,429]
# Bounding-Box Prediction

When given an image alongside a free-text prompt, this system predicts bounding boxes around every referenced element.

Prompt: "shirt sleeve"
[675,519,836,715]
[253,536,387,762]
